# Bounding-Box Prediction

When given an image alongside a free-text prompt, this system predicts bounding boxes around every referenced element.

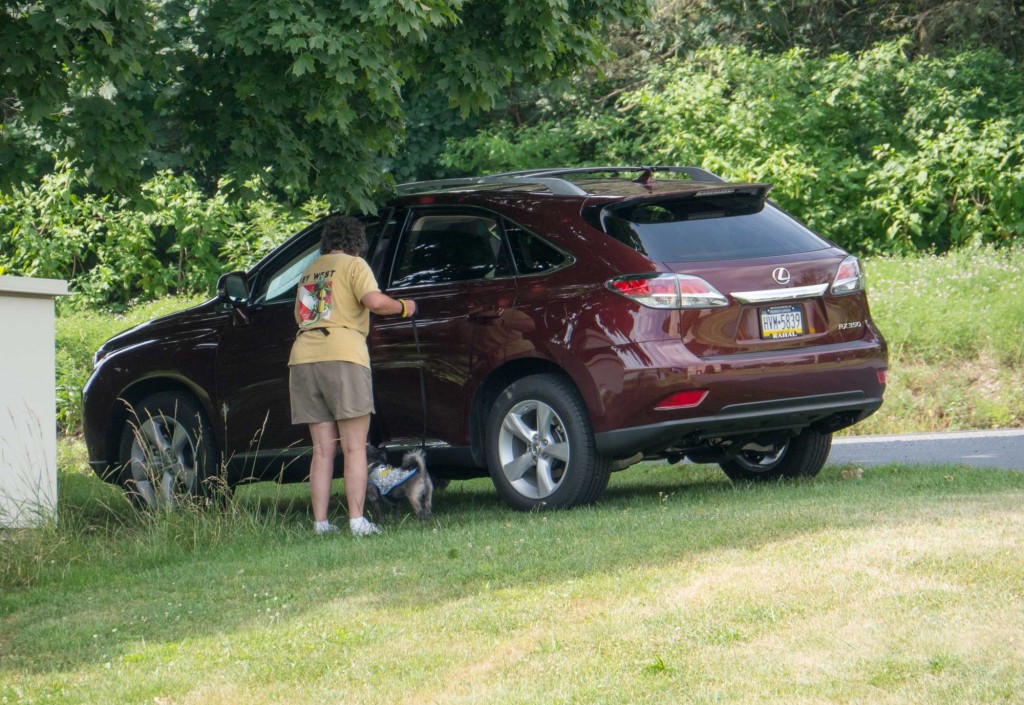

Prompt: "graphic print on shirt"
[297,273,333,326]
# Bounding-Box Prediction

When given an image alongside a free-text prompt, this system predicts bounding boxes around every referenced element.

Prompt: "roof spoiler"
[589,183,773,232]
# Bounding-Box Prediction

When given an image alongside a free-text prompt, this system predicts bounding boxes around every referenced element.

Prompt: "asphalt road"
[829,429,1024,471]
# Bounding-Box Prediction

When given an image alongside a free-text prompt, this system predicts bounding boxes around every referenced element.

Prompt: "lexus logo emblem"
[772,267,791,285]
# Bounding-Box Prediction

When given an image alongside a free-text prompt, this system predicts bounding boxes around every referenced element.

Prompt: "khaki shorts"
[289,361,375,424]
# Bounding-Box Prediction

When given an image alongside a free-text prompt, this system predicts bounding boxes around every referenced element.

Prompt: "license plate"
[759,304,804,339]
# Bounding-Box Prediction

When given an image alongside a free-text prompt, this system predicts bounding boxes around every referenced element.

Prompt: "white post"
[0,275,70,528]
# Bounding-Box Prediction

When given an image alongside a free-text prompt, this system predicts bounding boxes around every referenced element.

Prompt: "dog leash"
[410,313,428,453]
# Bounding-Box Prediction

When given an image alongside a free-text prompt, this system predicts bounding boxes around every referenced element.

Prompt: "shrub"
[442,41,1024,254]
[0,165,327,307]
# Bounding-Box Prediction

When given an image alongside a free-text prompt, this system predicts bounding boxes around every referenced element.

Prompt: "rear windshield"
[602,197,830,262]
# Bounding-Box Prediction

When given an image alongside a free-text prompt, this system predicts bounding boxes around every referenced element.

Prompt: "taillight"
[655,390,708,410]
[831,256,864,295]
[606,274,728,309]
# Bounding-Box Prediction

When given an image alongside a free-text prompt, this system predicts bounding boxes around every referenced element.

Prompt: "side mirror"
[217,271,250,305]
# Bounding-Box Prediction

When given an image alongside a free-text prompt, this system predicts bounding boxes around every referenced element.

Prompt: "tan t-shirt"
[287,252,380,368]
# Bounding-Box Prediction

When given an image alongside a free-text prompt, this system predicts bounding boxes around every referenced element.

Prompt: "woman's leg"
[336,414,371,519]
[308,421,339,523]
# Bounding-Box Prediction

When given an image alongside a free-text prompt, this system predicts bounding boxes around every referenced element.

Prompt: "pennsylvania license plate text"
[760,305,804,339]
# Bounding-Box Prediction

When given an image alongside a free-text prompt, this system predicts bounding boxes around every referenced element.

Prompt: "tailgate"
[665,251,871,357]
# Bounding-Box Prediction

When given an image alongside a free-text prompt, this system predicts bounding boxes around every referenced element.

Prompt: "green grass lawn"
[3,444,1023,704]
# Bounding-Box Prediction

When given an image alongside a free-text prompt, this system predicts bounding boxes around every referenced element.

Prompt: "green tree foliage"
[0,0,155,186]
[0,163,326,305]
[442,42,1024,254]
[640,0,1024,58]
[1,0,646,207]
[459,1,1024,138]
[409,1,1024,192]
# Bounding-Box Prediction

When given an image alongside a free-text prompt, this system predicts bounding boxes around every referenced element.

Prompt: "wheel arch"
[101,375,219,475]
[469,358,581,467]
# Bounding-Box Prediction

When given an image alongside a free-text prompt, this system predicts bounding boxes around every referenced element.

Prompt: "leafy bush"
[0,164,327,306]
[442,41,1024,254]
[621,0,1024,61]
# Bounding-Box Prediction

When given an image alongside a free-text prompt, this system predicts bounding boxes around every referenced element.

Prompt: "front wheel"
[118,391,221,508]
[486,374,610,510]
[719,429,832,482]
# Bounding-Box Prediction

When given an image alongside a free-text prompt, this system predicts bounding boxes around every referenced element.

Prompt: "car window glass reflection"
[391,215,510,288]
[504,222,568,274]
[262,245,320,304]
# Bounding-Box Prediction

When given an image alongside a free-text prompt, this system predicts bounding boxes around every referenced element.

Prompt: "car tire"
[118,391,221,508]
[719,429,832,482]
[486,374,611,511]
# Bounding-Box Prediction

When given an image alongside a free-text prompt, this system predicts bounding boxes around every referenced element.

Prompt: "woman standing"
[288,215,416,536]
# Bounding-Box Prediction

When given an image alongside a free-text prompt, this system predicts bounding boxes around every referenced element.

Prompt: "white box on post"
[0,275,70,528]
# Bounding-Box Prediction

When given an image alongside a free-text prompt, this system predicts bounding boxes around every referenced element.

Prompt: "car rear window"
[602,196,830,262]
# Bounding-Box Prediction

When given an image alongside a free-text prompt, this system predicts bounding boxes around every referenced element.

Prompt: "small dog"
[364,444,433,521]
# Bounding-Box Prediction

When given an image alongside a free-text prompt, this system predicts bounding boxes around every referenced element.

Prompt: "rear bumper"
[594,391,882,457]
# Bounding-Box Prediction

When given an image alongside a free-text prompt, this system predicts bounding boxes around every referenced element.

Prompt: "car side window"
[389,214,513,288]
[504,220,570,274]
[263,244,320,304]
[255,217,383,305]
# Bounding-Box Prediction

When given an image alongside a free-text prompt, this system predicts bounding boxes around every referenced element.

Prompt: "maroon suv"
[83,166,887,510]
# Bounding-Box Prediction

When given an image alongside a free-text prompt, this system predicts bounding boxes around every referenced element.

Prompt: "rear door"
[368,208,517,449]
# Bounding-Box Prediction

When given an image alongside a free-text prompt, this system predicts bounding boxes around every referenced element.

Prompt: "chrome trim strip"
[386,272,518,292]
[730,283,828,304]
[382,440,451,451]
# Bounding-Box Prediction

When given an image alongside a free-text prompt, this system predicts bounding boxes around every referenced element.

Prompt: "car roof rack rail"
[395,173,589,196]
[497,166,725,183]
[395,165,725,197]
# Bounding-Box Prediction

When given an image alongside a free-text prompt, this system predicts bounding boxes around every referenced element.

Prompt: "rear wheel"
[719,429,832,482]
[118,391,221,508]
[486,374,610,510]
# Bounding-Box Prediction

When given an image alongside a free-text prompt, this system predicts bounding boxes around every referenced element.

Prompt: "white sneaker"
[349,517,382,537]
[314,522,340,535]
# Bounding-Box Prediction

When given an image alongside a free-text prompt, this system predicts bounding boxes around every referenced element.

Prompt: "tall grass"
[856,245,1024,433]
[867,245,1024,366]
[1,441,308,591]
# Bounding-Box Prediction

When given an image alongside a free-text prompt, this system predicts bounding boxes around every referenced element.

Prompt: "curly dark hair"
[320,215,367,256]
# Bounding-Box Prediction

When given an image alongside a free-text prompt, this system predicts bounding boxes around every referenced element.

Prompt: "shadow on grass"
[2,460,1021,676]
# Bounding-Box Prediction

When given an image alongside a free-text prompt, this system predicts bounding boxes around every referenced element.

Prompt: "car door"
[216,215,389,478]
[215,227,321,477]
[368,208,517,452]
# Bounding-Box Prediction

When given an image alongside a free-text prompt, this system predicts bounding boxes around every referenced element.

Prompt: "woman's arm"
[361,291,417,318]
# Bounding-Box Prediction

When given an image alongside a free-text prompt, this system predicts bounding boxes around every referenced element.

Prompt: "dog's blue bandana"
[368,463,417,496]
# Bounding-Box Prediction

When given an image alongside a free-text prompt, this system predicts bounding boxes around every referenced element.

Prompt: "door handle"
[468,309,503,321]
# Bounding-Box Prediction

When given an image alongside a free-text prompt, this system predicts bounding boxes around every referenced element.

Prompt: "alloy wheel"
[128,414,199,508]
[733,443,788,472]
[496,400,571,500]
